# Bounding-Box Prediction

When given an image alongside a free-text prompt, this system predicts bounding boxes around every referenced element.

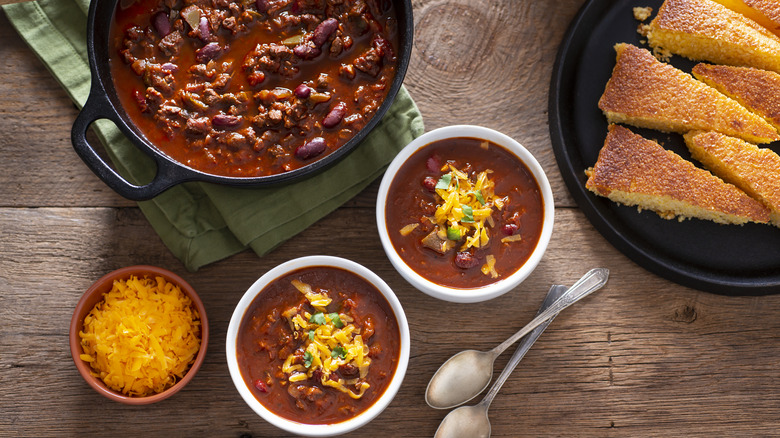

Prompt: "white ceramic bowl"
[226,256,410,437]
[376,125,555,303]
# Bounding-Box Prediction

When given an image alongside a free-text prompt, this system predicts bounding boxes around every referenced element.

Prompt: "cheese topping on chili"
[433,164,510,277]
[281,279,371,399]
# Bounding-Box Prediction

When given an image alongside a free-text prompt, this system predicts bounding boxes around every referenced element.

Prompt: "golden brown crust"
[598,44,779,143]
[692,63,780,131]
[586,125,770,224]
[735,0,780,35]
[712,0,780,36]
[744,0,780,23]
[684,130,780,225]
[648,0,780,72]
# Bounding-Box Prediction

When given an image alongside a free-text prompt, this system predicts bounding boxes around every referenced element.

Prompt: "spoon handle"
[492,268,609,356]
[480,284,568,407]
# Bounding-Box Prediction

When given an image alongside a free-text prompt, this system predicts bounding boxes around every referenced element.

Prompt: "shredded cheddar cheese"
[399,223,419,236]
[433,164,500,252]
[283,280,371,399]
[430,164,526,278]
[79,275,201,397]
[481,255,499,279]
[501,234,522,243]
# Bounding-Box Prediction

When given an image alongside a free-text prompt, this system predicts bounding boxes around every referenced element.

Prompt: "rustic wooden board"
[0,16,128,207]
[3,0,780,436]
[3,206,780,436]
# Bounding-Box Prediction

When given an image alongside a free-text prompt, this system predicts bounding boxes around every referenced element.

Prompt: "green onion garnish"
[331,346,347,360]
[303,351,313,368]
[461,205,475,223]
[473,190,485,205]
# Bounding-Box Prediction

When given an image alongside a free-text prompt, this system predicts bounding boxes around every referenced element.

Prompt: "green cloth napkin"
[3,0,423,271]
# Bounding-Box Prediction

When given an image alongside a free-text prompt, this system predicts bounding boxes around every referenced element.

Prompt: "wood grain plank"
[405,0,583,208]
[2,206,780,436]
[0,13,134,208]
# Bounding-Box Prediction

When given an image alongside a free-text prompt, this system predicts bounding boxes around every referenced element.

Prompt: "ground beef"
[243,43,299,85]
[158,30,184,56]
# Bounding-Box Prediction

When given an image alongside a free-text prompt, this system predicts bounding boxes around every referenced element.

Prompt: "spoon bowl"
[432,284,570,438]
[434,404,491,438]
[425,268,609,410]
[425,350,497,409]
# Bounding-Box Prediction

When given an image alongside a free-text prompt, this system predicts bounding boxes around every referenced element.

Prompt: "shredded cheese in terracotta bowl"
[69,265,209,404]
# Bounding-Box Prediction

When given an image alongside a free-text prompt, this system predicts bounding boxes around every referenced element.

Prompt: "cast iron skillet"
[549,0,780,295]
[72,0,413,201]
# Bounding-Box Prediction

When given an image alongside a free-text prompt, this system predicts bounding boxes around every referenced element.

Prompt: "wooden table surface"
[3,1,780,436]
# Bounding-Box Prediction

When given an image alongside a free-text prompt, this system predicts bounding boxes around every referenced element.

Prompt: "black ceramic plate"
[549,0,780,295]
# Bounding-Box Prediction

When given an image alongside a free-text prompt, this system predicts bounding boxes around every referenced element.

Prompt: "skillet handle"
[70,92,187,201]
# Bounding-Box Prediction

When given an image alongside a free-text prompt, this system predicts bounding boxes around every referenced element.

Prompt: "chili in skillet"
[111,0,398,177]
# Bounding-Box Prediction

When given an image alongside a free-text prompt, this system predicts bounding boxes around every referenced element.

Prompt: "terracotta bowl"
[69,265,209,404]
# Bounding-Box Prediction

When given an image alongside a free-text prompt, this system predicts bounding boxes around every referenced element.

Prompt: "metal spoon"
[425,283,566,410]
[432,284,567,438]
[425,268,609,410]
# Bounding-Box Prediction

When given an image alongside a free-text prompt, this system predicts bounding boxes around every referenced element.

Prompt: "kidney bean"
[195,42,221,63]
[322,102,347,128]
[363,316,375,340]
[294,83,312,98]
[338,363,359,379]
[152,11,171,37]
[198,16,210,41]
[255,0,269,13]
[313,18,339,47]
[293,42,321,59]
[253,379,268,393]
[295,137,327,160]
[426,154,441,173]
[160,62,178,73]
[373,35,394,60]
[455,252,480,269]
[423,176,437,192]
[502,223,519,236]
[212,114,242,128]
[132,90,149,113]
